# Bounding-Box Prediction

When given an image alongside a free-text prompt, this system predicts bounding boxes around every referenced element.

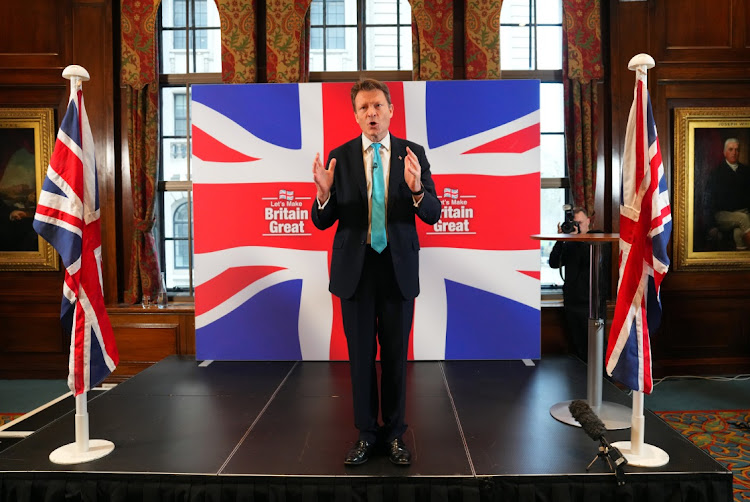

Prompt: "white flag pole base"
[49,439,115,465]
[49,392,115,464]
[610,440,669,467]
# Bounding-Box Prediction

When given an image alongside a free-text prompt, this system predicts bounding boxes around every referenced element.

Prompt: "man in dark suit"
[311,78,441,466]
[549,207,609,363]
[707,138,750,250]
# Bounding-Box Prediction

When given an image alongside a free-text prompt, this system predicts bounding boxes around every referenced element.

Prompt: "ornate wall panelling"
[107,307,196,381]
[656,87,750,376]
[654,0,749,64]
[73,0,118,306]
[0,0,73,80]
[0,0,119,378]
[658,290,750,375]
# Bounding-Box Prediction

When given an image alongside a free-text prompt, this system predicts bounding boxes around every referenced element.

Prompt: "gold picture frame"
[674,107,750,270]
[0,108,58,271]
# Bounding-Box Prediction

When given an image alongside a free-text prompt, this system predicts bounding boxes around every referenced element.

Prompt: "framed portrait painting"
[673,107,750,270]
[0,108,58,271]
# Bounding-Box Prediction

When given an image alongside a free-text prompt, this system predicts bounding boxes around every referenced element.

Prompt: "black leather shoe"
[344,440,375,465]
[388,438,411,465]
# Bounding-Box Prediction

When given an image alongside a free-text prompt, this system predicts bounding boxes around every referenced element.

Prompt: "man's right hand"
[312,153,336,203]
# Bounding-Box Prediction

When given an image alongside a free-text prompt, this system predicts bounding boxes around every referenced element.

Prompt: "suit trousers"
[340,245,414,443]
[715,209,750,249]
[563,304,588,363]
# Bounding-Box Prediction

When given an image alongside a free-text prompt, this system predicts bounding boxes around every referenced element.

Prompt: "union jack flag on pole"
[605,65,672,394]
[33,84,119,396]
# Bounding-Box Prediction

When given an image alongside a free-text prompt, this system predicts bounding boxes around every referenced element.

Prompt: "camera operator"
[549,206,609,363]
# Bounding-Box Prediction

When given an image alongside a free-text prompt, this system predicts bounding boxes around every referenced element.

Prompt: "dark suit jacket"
[707,161,750,214]
[311,135,441,300]
[549,230,610,309]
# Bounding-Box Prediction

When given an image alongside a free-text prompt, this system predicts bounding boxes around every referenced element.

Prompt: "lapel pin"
[398,156,403,160]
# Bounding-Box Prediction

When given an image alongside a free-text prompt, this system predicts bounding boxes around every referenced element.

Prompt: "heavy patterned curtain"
[216,0,258,83]
[410,0,454,80]
[121,0,162,304]
[266,0,313,83]
[410,0,501,81]
[562,0,602,218]
[464,0,502,79]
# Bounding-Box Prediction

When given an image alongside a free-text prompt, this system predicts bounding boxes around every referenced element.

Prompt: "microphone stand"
[586,437,628,486]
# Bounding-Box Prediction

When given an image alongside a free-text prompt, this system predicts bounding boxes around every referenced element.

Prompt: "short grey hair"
[724,138,740,151]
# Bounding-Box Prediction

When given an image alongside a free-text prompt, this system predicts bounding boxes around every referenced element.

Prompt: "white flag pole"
[610,53,669,468]
[49,64,115,465]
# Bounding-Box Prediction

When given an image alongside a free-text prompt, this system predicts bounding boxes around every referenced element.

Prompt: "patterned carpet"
[657,410,750,502]
[0,413,22,427]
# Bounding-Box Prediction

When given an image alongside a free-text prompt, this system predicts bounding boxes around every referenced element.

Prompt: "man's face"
[725,142,740,164]
[354,89,393,142]
[574,211,591,234]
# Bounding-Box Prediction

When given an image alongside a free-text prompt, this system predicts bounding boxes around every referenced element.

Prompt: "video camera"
[561,204,580,233]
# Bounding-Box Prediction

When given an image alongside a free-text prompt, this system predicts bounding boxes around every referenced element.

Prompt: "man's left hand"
[404,146,422,193]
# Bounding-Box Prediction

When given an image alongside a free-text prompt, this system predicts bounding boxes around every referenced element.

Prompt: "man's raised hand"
[404,146,422,193]
[312,153,336,203]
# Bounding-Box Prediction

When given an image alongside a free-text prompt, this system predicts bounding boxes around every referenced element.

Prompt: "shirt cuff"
[317,194,331,210]
[412,193,424,208]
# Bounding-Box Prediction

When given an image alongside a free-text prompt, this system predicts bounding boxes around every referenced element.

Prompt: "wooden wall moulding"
[0,312,65,354]
[654,293,750,376]
[653,356,750,378]
[107,308,196,381]
[655,0,750,63]
[0,0,71,71]
[0,353,69,380]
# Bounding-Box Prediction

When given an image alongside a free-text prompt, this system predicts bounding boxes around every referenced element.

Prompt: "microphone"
[569,399,607,440]
[569,400,628,485]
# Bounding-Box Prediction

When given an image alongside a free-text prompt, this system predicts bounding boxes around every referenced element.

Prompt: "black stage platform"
[0,356,731,501]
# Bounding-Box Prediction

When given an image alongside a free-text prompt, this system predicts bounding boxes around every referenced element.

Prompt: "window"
[161,0,220,74]
[170,0,209,50]
[173,0,187,49]
[157,0,411,295]
[172,203,190,269]
[309,0,413,71]
[158,0,222,295]
[500,0,565,288]
[311,0,345,50]
[174,94,187,136]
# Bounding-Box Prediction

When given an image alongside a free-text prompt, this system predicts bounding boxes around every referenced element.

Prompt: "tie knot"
[371,143,381,152]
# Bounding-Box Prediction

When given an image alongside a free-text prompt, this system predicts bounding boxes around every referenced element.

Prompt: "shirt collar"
[362,133,391,153]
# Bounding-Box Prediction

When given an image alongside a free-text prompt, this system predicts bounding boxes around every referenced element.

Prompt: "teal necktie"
[370,142,387,253]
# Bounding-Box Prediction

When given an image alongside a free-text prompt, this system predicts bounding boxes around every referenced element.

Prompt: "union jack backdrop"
[605,69,672,393]
[33,87,118,395]
[192,81,541,361]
